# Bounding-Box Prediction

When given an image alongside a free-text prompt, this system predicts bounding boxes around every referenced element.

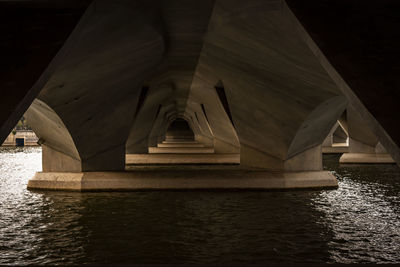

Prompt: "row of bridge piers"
[28,108,394,191]
[1,0,399,191]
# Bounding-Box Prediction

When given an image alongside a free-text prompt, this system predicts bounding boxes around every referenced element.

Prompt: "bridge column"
[339,107,395,164]
[26,0,166,190]
[322,121,349,154]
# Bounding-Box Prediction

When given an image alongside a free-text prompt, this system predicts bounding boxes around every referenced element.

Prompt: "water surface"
[0,148,399,264]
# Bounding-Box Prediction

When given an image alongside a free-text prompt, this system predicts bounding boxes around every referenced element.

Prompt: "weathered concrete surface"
[126,153,239,165]
[28,170,337,191]
[340,153,395,164]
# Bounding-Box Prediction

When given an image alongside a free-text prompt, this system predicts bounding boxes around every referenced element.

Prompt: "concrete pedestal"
[322,146,349,154]
[339,153,395,164]
[126,153,239,165]
[157,142,205,148]
[27,170,338,191]
[148,147,214,153]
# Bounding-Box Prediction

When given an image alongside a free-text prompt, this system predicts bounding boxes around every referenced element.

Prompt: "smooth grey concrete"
[25,0,165,171]
[4,0,397,192]
[289,1,400,165]
[337,107,395,163]
[157,142,205,148]
[187,0,347,171]
[322,121,349,153]
[148,147,214,154]
[125,0,216,154]
[340,153,395,164]
[322,143,349,154]
[333,125,347,144]
[24,0,347,175]
[126,153,239,165]
[323,121,348,147]
[2,0,400,191]
[163,140,202,144]
[28,170,338,191]
[286,0,400,166]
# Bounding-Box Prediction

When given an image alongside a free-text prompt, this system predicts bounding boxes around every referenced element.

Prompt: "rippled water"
[0,148,399,264]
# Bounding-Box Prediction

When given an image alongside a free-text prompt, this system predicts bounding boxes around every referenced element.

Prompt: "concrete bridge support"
[1,0,399,191]
[24,0,165,172]
[339,107,395,164]
[322,121,349,154]
[188,0,348,173]
[27,0,345,190]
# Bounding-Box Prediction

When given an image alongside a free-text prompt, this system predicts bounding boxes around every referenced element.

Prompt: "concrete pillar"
[25,0,165,172]
[322,121,349,153]
[339,106,395,163]
[285,0,400,165]
[27,0,345,190]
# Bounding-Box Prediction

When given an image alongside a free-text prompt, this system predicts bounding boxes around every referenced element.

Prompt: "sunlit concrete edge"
[126,153,240,165]
[27,170,338,191]
[339,153,395,164]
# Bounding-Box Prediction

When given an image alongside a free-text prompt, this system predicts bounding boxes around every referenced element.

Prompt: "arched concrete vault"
[147,103,178,148]
[27,99,81,172]
[186,79,240,154]
[126,85,173,154]
[165,118,195,141]
[337,106,395,163]
[157,112,200,145]
[186,98,233,151]
[183,105,215,147]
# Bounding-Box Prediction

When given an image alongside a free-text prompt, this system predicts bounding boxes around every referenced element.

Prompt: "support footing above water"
[27,170,338,191]
[322,146,349,154]
[126,153,239,165]
[339,153,395,164]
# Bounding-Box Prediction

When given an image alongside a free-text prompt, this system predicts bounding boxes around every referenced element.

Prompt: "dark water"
[0,148,399,264]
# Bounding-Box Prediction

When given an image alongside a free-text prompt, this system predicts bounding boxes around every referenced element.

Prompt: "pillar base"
[339,153,395,164]
[126,153,240,165]
[322,146,349,154]
[148,147,215,153]
[27,170,338,191]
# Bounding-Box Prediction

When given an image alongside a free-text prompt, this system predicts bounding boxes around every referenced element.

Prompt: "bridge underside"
[1,0,399,191]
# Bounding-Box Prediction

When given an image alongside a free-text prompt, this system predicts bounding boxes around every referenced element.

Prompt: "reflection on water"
[0,148,399,264]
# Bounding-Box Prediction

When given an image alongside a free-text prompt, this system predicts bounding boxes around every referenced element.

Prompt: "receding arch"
[25,99,81,172]
[287,95,348,159]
